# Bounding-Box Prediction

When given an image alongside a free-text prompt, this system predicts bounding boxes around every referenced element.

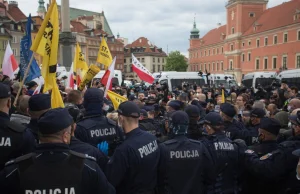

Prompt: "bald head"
[18,95,30,115]
[289,99,300,112]
[198,94,206,102]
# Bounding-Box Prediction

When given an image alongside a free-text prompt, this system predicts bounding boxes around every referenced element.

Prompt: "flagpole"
[13,55,35,107]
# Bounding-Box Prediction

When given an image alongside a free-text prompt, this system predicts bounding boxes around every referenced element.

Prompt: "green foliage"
[165,51,188,71]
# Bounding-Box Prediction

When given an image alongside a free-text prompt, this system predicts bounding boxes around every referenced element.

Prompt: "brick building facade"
[189,0,300,83]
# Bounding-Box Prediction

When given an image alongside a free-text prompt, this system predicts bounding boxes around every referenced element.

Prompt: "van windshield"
[242,79,253,88]
[255,78,275,88]
[214,80,238,89]
[170,79,205,89]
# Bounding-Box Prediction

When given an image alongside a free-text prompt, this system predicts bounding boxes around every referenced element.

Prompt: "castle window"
[255,59,260,70]
[229,60,233,70]
[296,55,300,68]
[282,56,287,69]
[242,42,245,47]
[256,39,260,47]
[264,58,268,69]
[221,47,224,53]
[221,62,224,70]
[248,40,251,46]
[264,37,268,46]
[242,53,245,62]
[230,44,234,51]
[297,30,300,41]
[284,33,288,43]
[272,57,277,69]
[231,27,235,34]
[249,12,255,17]
[273,35,278,44]
[248,52,251,61]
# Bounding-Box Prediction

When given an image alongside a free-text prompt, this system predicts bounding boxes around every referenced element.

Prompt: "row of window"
[191,61,224,71]
[254,55,300,70]
[192,30,300,58]
[124,57,165,63]
[190,47,224,59]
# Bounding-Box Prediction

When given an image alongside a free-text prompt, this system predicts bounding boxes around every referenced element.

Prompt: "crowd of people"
[0,74,300,194]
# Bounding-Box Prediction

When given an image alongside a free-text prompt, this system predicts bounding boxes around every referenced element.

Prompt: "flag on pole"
[221,89,225,103]
[51,81,64,108]
[73,42,88,85]
[31,0,59,92]
[97,36,112,69]
[132,54,154,83]
[20,14,41,84]
[101,56,116,92]
[107,90,128,110]
[2,42,18,79]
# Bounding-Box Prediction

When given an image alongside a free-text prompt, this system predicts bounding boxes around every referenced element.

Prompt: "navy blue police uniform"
[75,88,124,156]
[0,83,36,170]
[221,103,256,145]
[242,118,281,194]
[26,94,51,142]
[246,108,266,145]
[139,109,157,136]
[185,105,207,140]
[0,108,115,194]
[105,101,160,194]
[157,111,214,194]
[66,104,108,171]
[201,112,241,194]
[244,111,300,194]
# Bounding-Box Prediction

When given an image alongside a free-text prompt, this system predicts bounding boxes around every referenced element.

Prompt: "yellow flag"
[78,64,100,91]
[221,89,225,103]
[97,36,112,68]
[51,77,64,108]
[74,42,88,72]
[31,0,59,92]
[107,90,128,110]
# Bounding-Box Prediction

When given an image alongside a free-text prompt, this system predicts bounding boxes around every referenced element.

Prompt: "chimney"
[217,23,221,28]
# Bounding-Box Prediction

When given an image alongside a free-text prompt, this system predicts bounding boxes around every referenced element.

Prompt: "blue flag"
[20,14,41,83]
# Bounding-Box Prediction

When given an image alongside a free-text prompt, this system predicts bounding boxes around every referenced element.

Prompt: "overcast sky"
[19,0,286,57]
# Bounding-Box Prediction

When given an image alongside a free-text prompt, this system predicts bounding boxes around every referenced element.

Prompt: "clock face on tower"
[231,10,235,20]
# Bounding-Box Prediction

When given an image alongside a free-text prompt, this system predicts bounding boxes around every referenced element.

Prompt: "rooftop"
[125,37,167,56]
[200,25,227,46]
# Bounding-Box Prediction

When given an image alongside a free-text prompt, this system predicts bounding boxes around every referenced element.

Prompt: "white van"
[158,72,207,91]
[93,70,123,86]
[152,71,177,84]
[242,72,277,92]
[276,69,300,88]
[209,74,238,90]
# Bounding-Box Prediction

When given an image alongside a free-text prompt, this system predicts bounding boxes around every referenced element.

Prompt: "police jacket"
[139,118,157,136]
[75,115,124,156]
[105,128,160,194]
[26,119,39,143]
[0,143,115,194]
[224,120,257,146]
[202,131,240,194]
[70,136,108,171]
[0,111,36,170]
[245,135,300,193]
[242,140,279,194]
[157,136,215,194]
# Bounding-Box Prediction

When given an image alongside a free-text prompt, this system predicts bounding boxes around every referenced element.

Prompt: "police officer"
[26,94,51,142]
[247,108,266,144]
[66,104,108,171]
[201,112,241,193]
[242,118,280,194]
[0,83,36,169]
[220,103,252,145]
[244,110,300,193]
[157,111,214,194]
[105,101,160,194]
[185,105,206,140]
[0,108,115,194]
[75,88,123,156]
[139,109,157,136]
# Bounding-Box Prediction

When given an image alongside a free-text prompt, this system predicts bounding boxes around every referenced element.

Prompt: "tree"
[165,51,188,71]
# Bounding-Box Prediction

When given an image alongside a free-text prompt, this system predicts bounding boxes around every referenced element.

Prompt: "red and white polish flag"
[101,57,116,96]
[68,63,75,89]
[132,54,154,84]
[2,42,18,79]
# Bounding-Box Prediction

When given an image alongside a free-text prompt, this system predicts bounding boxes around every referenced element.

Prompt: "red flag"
[132,54,154,83]
[101,57,116,91]
[2,42,18,79]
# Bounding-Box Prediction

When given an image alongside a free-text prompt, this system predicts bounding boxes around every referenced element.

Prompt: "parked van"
[242,72,277,92]
[209,74,238,90]
[276,69,300,88]
[152,71,177,83]
[93,70,123,86]
[158,72,207,91]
